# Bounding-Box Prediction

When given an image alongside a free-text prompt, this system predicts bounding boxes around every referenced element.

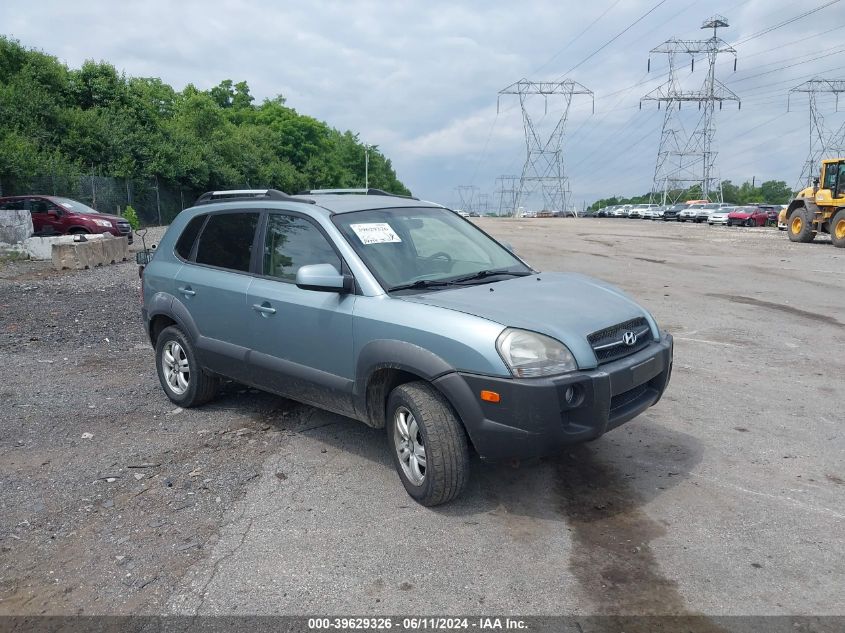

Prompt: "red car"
[726,205,769,227]
[0,195,132,243]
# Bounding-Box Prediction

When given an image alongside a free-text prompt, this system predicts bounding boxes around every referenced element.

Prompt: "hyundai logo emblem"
[622,330,638,346]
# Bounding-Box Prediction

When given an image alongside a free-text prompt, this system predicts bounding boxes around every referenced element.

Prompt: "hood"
[401,272,656,369]
[90,212,123,221]
[728,210,751,218]
[68,210,122,221]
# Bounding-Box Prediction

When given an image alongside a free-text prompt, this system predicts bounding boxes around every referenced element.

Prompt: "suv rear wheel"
[155,325,218,407]
[387,381,469,506]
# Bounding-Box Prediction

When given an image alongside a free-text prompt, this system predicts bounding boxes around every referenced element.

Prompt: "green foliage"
[589,179,795,210]
[0,36,411,201]
[123,204,140,230]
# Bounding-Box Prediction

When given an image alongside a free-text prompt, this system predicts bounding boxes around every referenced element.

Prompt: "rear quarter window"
[175,214,207,260]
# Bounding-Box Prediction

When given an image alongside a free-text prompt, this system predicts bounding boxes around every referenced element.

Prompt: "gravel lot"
[1,219,843,618]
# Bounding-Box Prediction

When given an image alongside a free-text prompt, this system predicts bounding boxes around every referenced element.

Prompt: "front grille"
[610,384,648,412]
[588,317,651,364]
[116,221,131,234]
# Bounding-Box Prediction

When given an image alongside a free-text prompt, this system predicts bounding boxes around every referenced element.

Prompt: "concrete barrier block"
[101,236,129,263]
[50,235,129,270]
[0,209,34,244]
[24,234,107,260]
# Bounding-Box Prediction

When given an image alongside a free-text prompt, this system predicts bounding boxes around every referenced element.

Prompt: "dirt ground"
[0,218,842,618]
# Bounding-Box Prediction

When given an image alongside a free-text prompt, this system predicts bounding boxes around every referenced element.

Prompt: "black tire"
[831,209,845,248]
[744,218,755,227]
[69,228,90,234]
[386,381,469,506]
[787,207,816,243]
[155,325,218,407]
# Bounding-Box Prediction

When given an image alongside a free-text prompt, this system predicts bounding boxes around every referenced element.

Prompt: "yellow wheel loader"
[786,158,845,248]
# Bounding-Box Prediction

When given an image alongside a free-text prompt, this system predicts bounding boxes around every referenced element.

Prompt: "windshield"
[54,197,100,214]
[333,207,531,292]
[733,206,754,213]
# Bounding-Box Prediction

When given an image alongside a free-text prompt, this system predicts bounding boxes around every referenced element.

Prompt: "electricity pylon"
[499,79,593,214]
[455,185,478,213]
[495,175,520,216]
[642,15,740,204]
[788,78,845,188]
[477,193,490,216]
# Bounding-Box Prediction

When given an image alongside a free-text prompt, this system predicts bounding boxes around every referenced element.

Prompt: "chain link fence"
[0,170,199,227]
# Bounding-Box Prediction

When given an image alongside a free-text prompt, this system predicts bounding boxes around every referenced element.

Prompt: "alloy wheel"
[162,340,190,395]
[394,406,426,486]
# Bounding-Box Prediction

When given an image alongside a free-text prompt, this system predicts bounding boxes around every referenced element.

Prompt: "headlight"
[496,328,577,378]
[93,219,113,227]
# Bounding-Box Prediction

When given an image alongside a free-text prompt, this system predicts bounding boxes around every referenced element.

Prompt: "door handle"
[178,286,196,296]
[252,303,276,315]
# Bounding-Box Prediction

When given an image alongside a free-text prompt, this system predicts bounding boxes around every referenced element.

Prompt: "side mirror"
[48,208,60,217]
[296,263,353,293]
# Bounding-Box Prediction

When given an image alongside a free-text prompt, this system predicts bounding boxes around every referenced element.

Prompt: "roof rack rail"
[297,188,417,200]
[195,189,315,205]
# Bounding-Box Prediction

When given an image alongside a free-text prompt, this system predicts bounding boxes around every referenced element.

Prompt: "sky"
[2,0,844,209]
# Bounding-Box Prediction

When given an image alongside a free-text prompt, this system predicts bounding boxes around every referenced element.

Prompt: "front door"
[245,212,356,416]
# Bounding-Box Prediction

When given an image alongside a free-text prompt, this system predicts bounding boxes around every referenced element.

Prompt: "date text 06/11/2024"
[307,617,529,630]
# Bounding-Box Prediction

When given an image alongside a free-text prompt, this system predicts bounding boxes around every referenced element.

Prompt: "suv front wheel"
[155,325,218,407]
[387,382,469,506]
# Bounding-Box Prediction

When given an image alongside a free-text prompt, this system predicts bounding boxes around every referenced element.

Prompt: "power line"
[732,0,842,46]
[529,0,624,77]
[558,0,670,78]
[726,47,845,84]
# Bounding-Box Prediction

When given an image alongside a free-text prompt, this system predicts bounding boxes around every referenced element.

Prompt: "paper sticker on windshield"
[350,223,402,245]
[59,202,73,208]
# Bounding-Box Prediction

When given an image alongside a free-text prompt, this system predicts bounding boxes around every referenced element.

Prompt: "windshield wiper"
[387,279,456,292]
[449,269,532,284]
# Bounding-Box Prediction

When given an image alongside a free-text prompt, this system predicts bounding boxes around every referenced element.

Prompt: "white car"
[707,206,735,225]
[678,205,701,222]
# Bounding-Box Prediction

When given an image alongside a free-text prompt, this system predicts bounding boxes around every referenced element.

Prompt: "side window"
[175,215,206,260]
[30,199,51,214]
[263,214,340,281]
[195,212,259,272]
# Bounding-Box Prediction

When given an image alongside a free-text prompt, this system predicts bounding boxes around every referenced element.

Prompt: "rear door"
[245,211,356,415]
[173,210,260,380]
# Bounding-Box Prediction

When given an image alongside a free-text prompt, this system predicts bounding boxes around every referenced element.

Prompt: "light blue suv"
[140,189,672,505]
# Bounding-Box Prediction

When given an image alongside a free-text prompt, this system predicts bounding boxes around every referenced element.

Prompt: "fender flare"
[785,199,806,219]
[353,340,490,454]
[354,340,457,423]
[146,294,200,345]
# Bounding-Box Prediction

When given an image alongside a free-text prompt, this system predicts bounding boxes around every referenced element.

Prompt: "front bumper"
[434,333,673,460]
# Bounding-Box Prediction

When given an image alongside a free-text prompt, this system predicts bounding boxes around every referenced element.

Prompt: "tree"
[0,37,413,205]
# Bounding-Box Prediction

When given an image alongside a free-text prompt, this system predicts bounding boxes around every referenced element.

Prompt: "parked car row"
[594,201,786,228]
